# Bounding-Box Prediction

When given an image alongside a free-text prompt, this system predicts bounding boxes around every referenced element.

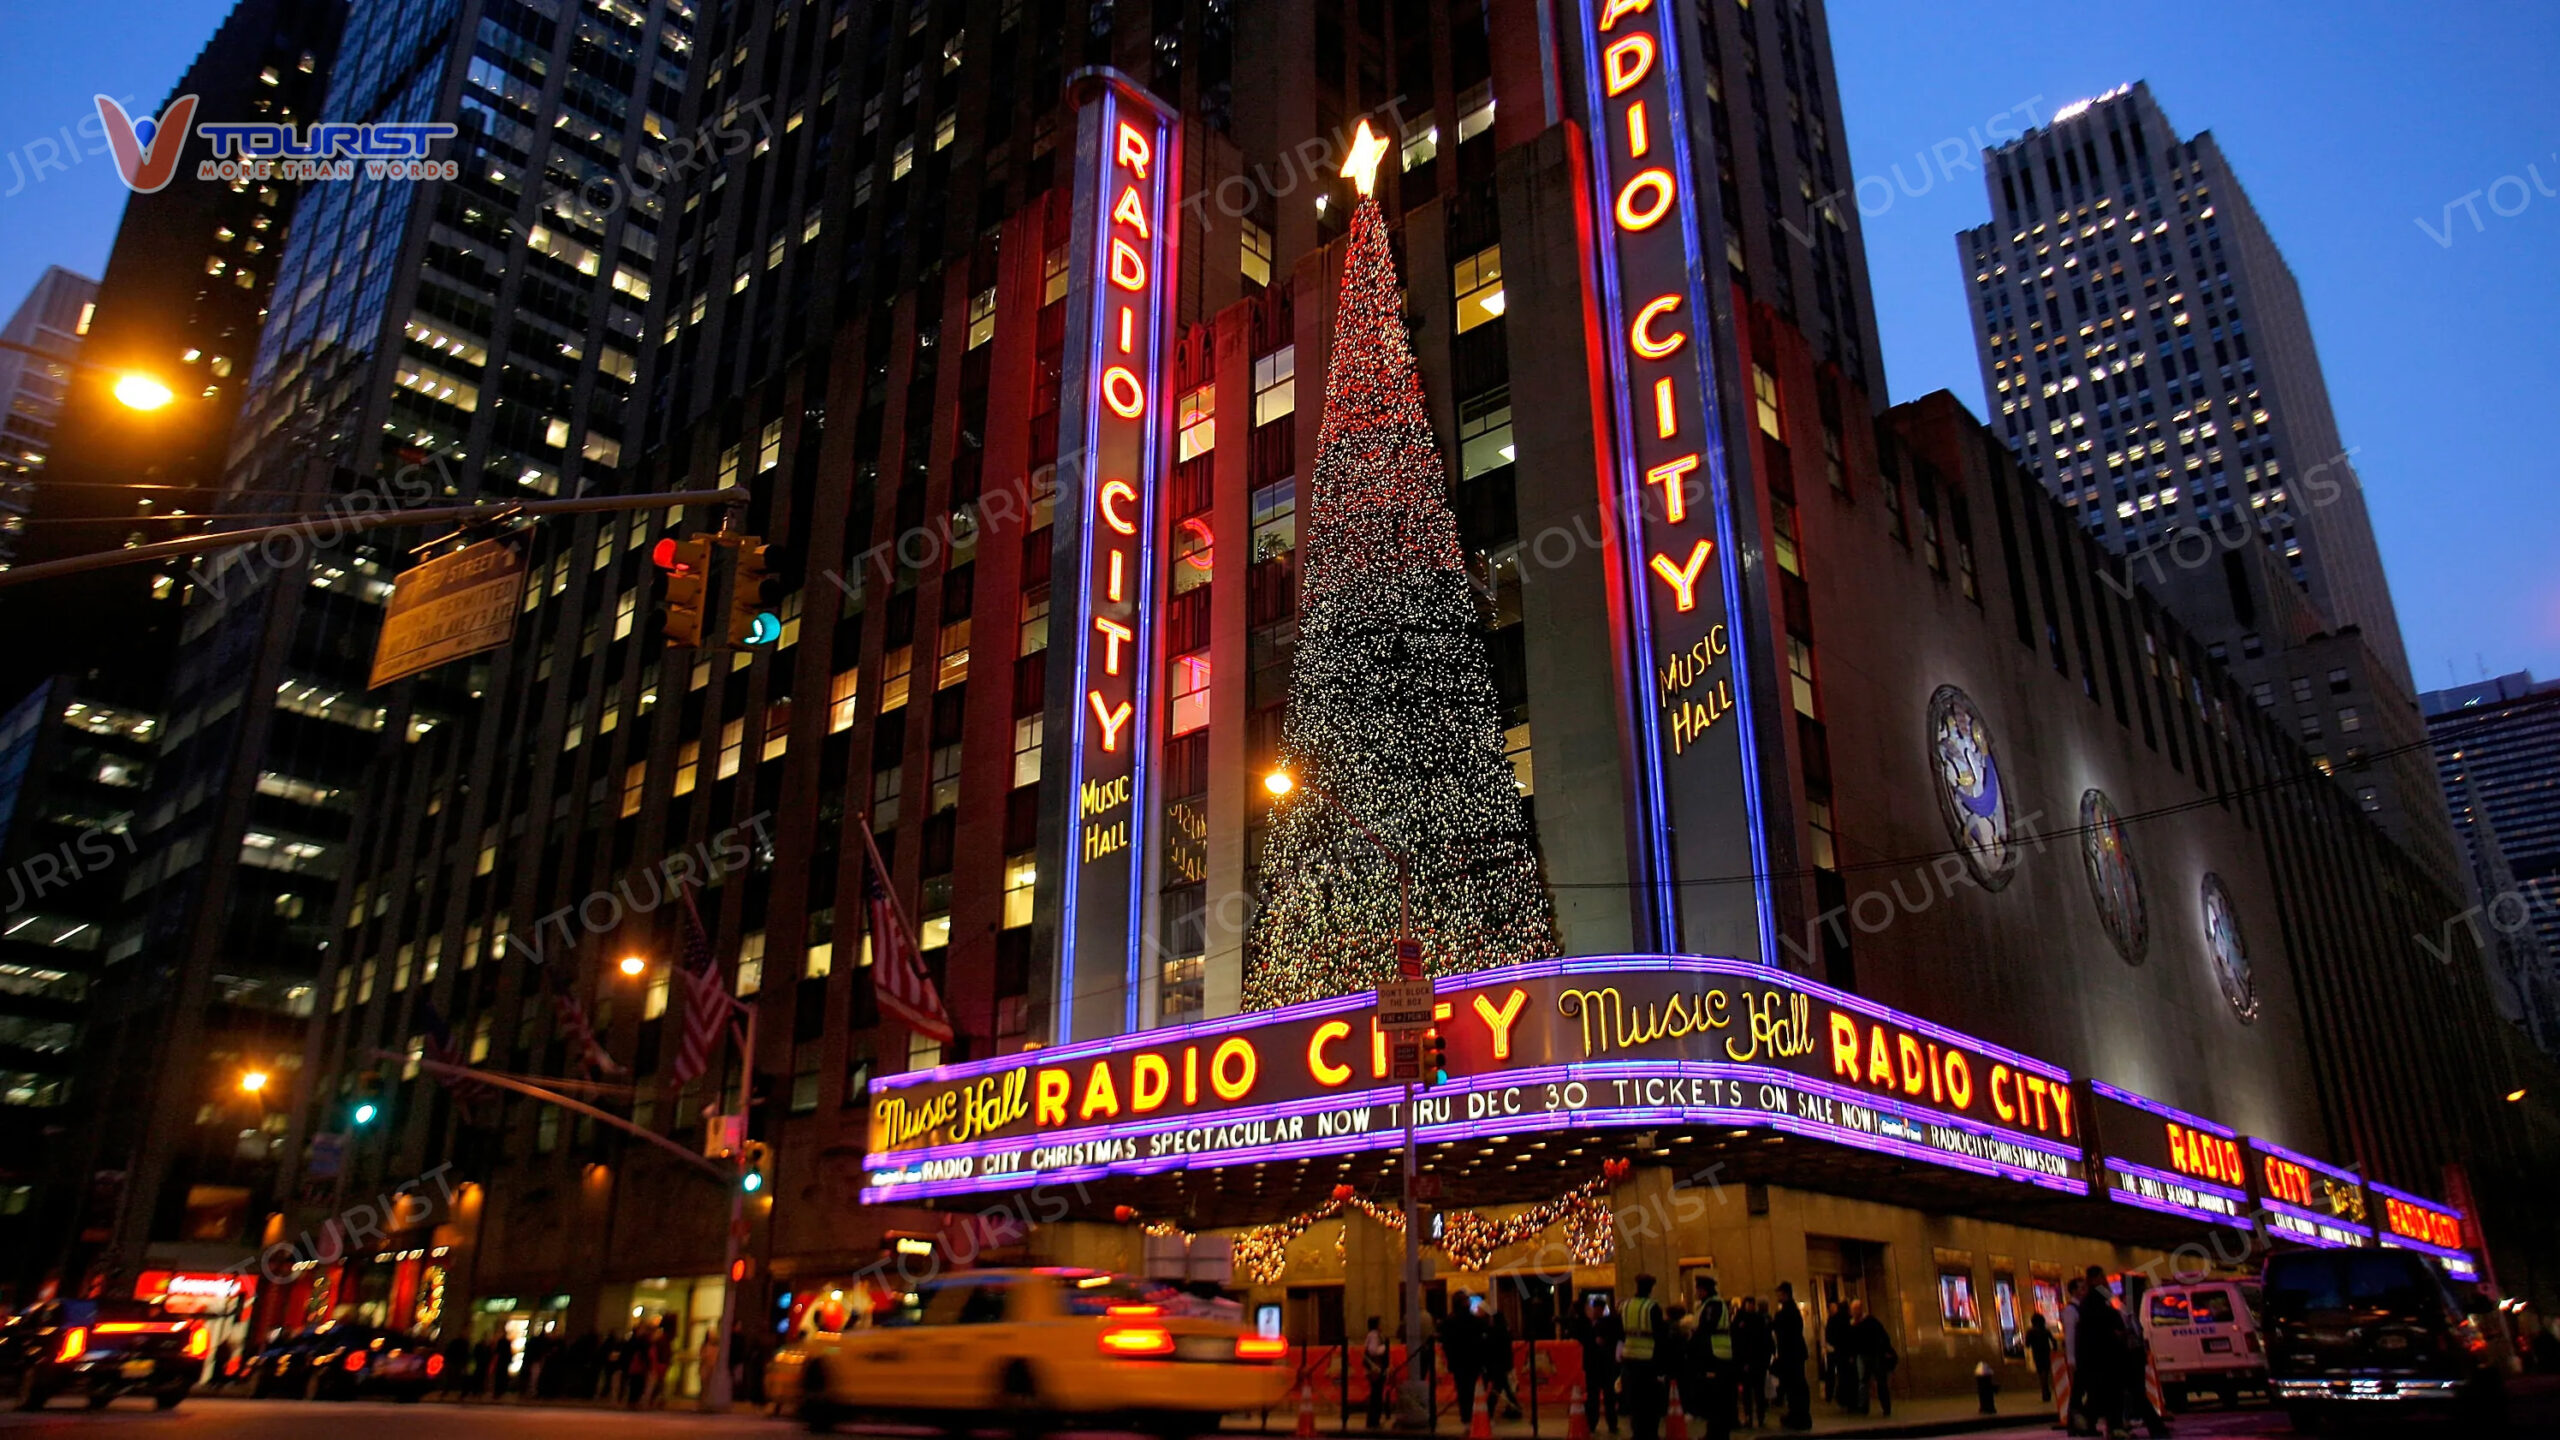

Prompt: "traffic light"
[722,538,783,647]
[1425,1031,1449,1087]
[652,536,713,647]
[352,1071,386,1126]
[740,1139,771,1193]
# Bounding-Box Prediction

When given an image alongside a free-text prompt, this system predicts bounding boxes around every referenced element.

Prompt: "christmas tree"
[1242,125,1560,1010]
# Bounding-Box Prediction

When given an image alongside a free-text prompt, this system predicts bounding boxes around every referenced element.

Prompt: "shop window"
[1936,1268,1982,1333]
[1454,245,1504,332]
[1253,346,1295,426]
[1178,385,1215,460]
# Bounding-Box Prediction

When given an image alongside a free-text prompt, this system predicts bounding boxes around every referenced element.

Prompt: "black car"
[244,1321,446,1401]
[2261,1247,2512,1432]
[1,1297,205,1411]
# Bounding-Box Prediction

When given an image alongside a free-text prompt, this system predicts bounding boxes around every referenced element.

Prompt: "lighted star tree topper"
[1242,121,1561,1010]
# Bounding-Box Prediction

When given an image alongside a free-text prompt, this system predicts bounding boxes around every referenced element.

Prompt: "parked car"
[2143,1279,2266,1407]
[1,1297,206,1411]
[2261,1247,2513,1433]
[792,1268,1290,1436]
[244,1321,446,1401]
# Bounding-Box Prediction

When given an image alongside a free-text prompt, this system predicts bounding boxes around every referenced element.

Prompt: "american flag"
[861,819,953,1044]
[550,986,626,1078]
[417,998,497,1114]
[669,891,733,1087]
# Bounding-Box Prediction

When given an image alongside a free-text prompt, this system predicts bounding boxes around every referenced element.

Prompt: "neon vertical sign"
[1575,0,1774,961]
[1042,69,1179,1043]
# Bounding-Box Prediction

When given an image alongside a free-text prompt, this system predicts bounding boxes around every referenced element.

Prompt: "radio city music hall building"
[269,0,2556,1402]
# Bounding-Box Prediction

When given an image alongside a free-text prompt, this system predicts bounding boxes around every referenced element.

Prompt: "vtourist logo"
[94,92,459,191]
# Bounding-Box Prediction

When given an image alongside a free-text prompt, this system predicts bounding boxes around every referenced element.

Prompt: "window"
[764,697,793,761]
[1159,956,1205,1022]
[872,765,902,828]
[1454,245,1504,332]
[1399,111,1438,172]
[1753,365,1783,438]
[1455,80,1495,143]
[644,970,669,1019]
[1178,385,1215,460]
[1170,652,1211,736]
[1018,590,1050,655]
[1459,387,1515,478]
[829,669,860,731]
[759,418,783,472]
[2336,706,2361,733]
[1003,853,1037,928]
[1937,1269,1982,1333]
[1503,722,1534,796]
[621,761,647,817]
[1787,634,1818,716]
[1172,516,1212,595]
[1044,245,1070,304]
[930,742,964,812]
[1012,714,1044,787]
[674,741,700,795]
[2326,667,2351,695]
[719,718,746,779]
[1240,219,1274,288]
[736,931,766,995]
[1251,479,1296,559]
[1770,499,1800,575]
[2290,675,2315,704]
[967,286,997,349]
[881,646,913,711]
[1252,346,1295,426]
[1807,796,1838,869]
[937,619,971,689]
[892,136,915,179]
[790,1046,823,1113]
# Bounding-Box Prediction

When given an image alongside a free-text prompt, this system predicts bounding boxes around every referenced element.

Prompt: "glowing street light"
[618,954,649,978]
[1263,770,1294,797]
[239,1070,270,1095]
[113,373,175,411]
[2508,1088,2529,1103]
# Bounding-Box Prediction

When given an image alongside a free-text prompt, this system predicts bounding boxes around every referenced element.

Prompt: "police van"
[2141,1280,2265,1407]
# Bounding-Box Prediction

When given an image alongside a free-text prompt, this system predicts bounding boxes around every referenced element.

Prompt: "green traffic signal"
[353,1102,379,1126]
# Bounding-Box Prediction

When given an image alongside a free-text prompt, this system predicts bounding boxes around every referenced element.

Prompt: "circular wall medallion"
[2079,788,2149,965]
[1928,685,2016,890]
[2200,872,2259,1023]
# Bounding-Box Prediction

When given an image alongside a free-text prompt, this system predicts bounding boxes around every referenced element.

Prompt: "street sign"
[707,1113,745,1158]
[1390,1041,1421,1080]
[1393,937,1422,978]
[304,1132,346,1180]
[1377,977,1435,1031]
[368,538,527,688]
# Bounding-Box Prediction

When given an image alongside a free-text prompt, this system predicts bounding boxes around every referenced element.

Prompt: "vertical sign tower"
[1037,69,1181,1042]
[1573,0,1776,963]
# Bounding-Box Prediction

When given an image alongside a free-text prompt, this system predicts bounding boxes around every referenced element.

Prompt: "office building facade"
[0,267,100,570]
[2425,671,2560,1055]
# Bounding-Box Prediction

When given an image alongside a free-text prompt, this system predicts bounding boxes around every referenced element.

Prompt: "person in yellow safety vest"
[1621,1275,1670,1440]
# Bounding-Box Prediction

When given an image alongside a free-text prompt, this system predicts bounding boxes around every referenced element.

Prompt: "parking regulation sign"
[1377,978,1435,1032]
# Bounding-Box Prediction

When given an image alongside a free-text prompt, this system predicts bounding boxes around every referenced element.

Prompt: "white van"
[2141,1280,2265,1407]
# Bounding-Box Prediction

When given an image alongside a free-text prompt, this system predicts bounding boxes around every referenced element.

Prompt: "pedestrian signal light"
[653,535,713,647]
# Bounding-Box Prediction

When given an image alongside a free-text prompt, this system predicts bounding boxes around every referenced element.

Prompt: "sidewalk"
[1232,1391,2030,1440]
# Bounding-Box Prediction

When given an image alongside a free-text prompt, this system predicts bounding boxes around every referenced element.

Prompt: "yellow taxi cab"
[792,1267,1291,1435]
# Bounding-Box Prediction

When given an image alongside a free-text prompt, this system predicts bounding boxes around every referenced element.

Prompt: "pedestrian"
[1823,1300,1855,1411]
[647,1319,674,1407]
[1485,1308,1521,1418]
[1733,1298,1771,1431]
[2072,1268,2129,1439]
[1771,1282,1811,1431]
[2026,1311,2056,1402]
[1621,1274,1669,1440]
[1571,1293,1623,1435]
[625,1323,653,1407]
[1444,1296,1484,1430]
[1849,1300,1895,1417]
[2061,1279,2088,1435]
[1364,1316,1392,1430]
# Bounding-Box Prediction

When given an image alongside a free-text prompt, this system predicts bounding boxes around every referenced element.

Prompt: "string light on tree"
[1243,121,1560,1009]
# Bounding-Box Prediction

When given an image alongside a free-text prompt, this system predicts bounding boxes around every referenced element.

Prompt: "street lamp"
[1264,768,1429,1429]
[238,1070,270,1096]
[2507,1087,2529,1103]
[112,372,175,411]
[615,954,758,1414]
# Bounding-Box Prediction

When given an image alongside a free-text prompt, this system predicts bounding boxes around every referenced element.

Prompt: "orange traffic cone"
[1469,1379,1494,1440]
[1565,1384,1590,1440]
[1664,1381,1688,1440]
[1296,1384,1318,1440]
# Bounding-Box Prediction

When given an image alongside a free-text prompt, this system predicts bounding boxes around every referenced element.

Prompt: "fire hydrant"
[1975,1361,2000,1414]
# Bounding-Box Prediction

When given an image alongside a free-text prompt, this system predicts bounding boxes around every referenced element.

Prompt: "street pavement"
[3,1387,2557,1438]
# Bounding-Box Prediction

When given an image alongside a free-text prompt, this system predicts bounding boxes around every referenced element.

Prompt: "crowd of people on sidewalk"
[420,1316,775,1408]
[1354,1264,2173,1438]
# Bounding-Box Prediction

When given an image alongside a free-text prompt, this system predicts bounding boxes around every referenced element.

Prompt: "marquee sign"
[2369,1179,2478,1280]
[862,955,2087,1204]
[1573,0,1774,960]
[2244,1138,2369,1250]
[1038,68,1179,1042]
[2087,1081,2252,1226]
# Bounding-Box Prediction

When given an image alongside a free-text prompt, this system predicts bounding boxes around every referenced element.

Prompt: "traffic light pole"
[0,486,749,590]
[706,992,757,1414]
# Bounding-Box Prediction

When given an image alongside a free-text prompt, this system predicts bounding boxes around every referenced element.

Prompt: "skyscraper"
[2424,670,2560,1054]
[0,267,99,569]
[1955,82,2413,694]
[77,0,692,1285]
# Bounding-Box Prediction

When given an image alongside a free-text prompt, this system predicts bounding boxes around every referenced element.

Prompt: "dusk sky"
[2,0,2551,688]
